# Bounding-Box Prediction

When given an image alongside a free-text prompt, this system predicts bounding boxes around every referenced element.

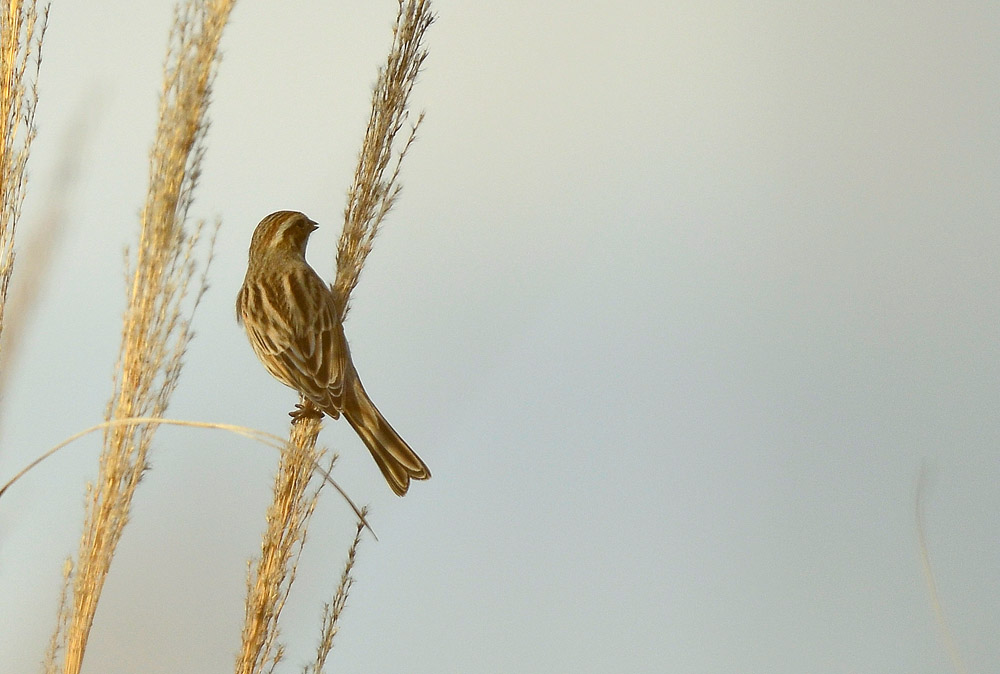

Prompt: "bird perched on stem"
[236,210,430,495]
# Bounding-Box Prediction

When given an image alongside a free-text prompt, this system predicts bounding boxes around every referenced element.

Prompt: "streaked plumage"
[236,210,430,496]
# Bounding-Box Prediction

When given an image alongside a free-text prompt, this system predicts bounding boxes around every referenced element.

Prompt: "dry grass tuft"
[51,2,237,672]
[0,0,47,372]
[236,415,328,674]
[43,558,73,674]
[238,1,435,669]
[333,0,434,318]
[306,510,368,674]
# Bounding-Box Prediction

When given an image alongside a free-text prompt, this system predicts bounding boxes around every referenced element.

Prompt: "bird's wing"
[244,267,348,413]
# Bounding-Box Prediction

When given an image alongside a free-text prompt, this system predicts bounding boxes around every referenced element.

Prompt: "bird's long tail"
[342,374,430,496]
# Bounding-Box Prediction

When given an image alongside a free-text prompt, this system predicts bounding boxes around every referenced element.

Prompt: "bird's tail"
[342,374,430,496]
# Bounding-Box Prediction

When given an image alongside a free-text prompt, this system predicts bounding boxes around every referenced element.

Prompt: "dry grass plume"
[237,1,434,671]
[307,512,368,674]
[236,414,328,674]
[50,2,237,672]
[0,0,47,376]
[333,0,433,318]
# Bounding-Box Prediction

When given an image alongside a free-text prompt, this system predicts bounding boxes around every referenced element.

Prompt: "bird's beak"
[308,220,319,232]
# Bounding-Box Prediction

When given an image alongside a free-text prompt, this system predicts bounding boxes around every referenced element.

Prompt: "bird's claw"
[289,401,324,422]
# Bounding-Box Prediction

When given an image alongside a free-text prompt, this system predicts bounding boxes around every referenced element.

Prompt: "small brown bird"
[236,210,430,495]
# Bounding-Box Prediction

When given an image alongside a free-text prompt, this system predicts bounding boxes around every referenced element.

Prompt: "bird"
[236,210,430,495]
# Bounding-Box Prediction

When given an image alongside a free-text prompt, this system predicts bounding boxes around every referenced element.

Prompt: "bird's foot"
[289,400,325,423]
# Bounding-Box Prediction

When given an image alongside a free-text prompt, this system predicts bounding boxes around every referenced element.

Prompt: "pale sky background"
[1,1,998,672]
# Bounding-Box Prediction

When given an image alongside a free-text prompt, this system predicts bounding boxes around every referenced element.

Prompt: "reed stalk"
[236,2,434,671]
[51,2,236,672]
[0,0,46,378]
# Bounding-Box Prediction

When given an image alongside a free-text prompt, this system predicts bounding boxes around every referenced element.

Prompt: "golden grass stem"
[236,413,326,674]
[237,1,434,668]
[54,2,236,672]
[0,416,370,531]
[0,0,46,371]
[333,0,434,317]
[307,512,368,673]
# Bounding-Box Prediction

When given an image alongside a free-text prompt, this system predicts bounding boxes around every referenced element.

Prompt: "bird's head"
[248,210,319,263]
